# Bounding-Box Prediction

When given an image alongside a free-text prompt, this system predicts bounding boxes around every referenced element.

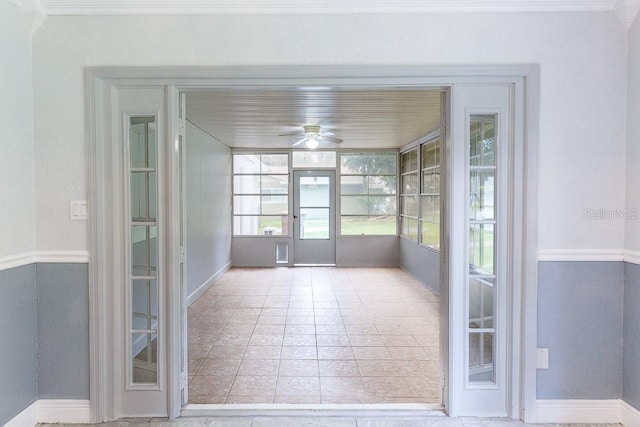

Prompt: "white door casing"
[86,66,537,421]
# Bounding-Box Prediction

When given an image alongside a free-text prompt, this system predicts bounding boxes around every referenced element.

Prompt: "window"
[399,148,419,241]
[420,137,441,249]
[339,153,397,235]
[233,153,289,236]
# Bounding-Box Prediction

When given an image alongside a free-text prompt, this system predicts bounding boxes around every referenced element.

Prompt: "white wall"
[32,12,628,254]
[626,14,640,254]
[1,1,35,259]
[185,121,231,297]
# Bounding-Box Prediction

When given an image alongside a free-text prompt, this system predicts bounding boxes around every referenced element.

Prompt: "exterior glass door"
[293,170,336,265]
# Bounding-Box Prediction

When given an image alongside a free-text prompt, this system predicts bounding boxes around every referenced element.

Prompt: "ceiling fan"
[280,125,343,149]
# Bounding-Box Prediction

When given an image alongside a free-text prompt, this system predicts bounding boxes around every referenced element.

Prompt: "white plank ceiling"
[186,87,443,150]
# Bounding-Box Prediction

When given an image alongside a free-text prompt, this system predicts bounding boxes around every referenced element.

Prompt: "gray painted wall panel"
[336,236,399,267]
[186,121,232,297]
[232,237,291,267]
[0,264,37,425]
[36,263,89,399]
[537,261,623,399]
[624,262,640,408]
[398,238,440,294]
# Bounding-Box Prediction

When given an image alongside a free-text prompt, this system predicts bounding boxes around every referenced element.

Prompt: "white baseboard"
[5,399,91,426]
[186,260,231,306]
[622,400,640,427]
[38,399,91,423]
[534,399,628,424]
[4,401,37,427]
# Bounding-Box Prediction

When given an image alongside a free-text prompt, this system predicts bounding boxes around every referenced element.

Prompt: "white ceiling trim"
[39,0,620,16]
[615,0,640,27]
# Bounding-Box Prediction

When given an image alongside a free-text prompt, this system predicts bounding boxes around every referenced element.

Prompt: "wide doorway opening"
[182,86,445,407]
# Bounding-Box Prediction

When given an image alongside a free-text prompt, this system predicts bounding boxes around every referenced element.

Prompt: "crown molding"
[39,0,619,16]
[8,0,47,32]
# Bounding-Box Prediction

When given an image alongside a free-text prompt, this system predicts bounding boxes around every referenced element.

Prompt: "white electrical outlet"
[536,348,549,369]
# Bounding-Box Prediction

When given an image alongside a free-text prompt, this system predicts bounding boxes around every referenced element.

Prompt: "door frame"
[86,64,539,422]
[292,169,337,266]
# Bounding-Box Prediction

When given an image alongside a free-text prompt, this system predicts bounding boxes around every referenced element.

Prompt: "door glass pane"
[469,277,494,329]
[470,170,495,221]
[468,114,497,385]
[299,176,330,207]
[129,116,158,386]
[300,207,329,239]
[470,115,496,166]
[469,332,495,383]
[132,333,158,384]
[469,223,495,275]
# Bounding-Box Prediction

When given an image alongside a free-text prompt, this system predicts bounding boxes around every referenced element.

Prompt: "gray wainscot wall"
[537,261,624,399]
[624,261,640,408]
[399,237,440,294]
[0,264,37,425]
[0,262,89,424]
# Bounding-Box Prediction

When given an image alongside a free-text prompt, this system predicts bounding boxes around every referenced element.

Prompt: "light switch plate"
[536,348,549,369]
[70,200,88,220]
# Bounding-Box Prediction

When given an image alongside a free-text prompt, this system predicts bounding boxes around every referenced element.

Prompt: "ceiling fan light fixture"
[305,136,319,149]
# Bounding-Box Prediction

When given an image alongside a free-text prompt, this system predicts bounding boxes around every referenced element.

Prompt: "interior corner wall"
[0,2,38,424]
[399,238,440,294]
[0,1,35,258]
[185,121,232,299]
[623,12,640,410]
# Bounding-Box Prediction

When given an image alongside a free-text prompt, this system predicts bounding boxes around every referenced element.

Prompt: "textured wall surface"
[624,262,640,408]
[32,12,627,252]
[0,264,37,425]
[36,263,89,399]
[399,238,440,294]
[336,236,400,267]
[186,121,232,297]
[537,261,624,399]
[0,1,35,258]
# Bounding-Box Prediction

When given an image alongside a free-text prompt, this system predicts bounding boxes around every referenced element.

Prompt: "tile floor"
[40,418,622,427]
[187,267,441,404]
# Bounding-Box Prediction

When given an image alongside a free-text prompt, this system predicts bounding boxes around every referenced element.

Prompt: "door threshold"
[293,263,337,267]
[181,403,446,418]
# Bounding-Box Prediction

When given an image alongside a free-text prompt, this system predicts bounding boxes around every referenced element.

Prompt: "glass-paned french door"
[450,83,514,416]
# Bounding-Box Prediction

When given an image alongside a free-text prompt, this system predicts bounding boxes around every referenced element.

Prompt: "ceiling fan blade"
[322,130,337,136]
[279,132,303,137]
[322,135,343,144]
[292,137,308,146]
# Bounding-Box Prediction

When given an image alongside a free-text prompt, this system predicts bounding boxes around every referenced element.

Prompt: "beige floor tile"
[248,333,284,346]
[315,324,347,335]
[188,267,441,405]
[278,359,319,376]
[318,360,360,377]
[237,359,280,376]
[317,346,355,360]
[225,395,274,404]
[229,375,277,396]
[281,345,318,359]
[283,334,316,346]
[243,345,282,359]
[196,357,242,376]
[352,346,392,360]
[275,376,321,397]
[188,375,235,403]
[256,315,287,325]
[316,334,350,347]
[208,345,247,359]
[285,324,316,335]
[387,346,430,360]
[348,334,386,347]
